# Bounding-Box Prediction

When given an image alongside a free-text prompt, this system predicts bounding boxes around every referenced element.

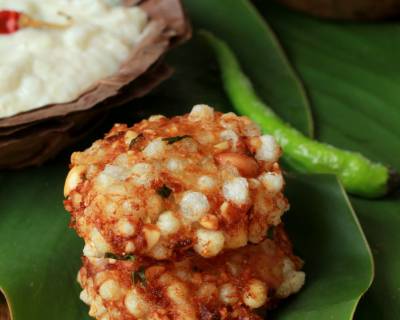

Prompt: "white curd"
[0,0,148,118]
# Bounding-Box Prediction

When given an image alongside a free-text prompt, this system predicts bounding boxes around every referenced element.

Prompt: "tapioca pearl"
[249,225,266,244]
[89,295,107,318]
[277,196,289,211]
[148,115,166,122]
[121,200,132,213]
[95,172,114,189]
[102,164,129,180]
[259,172,284,193]
[104,201,117,216]
[222,177,249,205]
[243,279,268,309]
[220,129,239,150]
[179,137,198,152]
[131,163,154,186]
[255,135,280,162]
[149,242,170,260]
[166,158,185,172]
[125,241,136,252]
[188,104,215,122]
[83,243,99,258]
[278,258,305,297]
[85,164,99,179]
[166,282,189,304]
[95,271,109,286]
[157,211,181,235]
[219,283,238,305]
[197,175,217,191]
[179,191,210,222]
[194,229,225,258]
[240,116,261,137]
[79,289,91,304]
[99,279,122,301]
[116,218,136,237]
[113,153,129,167]
[143,138,166,159]
[125,289,149,317]
[220,112,239,130]
[167,282,197,319]
[100,314,110,320]
[196,131,215,145]
[223,227,248,249]
[106,183,128,196]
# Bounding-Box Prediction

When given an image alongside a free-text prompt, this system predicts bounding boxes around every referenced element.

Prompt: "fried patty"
[77,225,305,320]
[64,105,288,260]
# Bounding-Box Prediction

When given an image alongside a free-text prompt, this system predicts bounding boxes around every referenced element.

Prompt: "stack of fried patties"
[64,105,305,320]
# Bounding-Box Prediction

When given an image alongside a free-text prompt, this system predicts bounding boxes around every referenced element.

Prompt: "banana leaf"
[0,0,383,319]
[255,2,400,318]
[277,174,373,320]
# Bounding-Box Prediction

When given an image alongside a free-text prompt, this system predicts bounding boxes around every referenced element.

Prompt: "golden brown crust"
[78,226,305,320]
[64,107,289,260]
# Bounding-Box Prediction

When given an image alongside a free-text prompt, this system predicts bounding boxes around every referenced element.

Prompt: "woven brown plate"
[0,0,191,169]
[277,0,400,20]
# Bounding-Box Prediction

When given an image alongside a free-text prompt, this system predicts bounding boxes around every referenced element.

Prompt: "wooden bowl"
[277,0,400,20]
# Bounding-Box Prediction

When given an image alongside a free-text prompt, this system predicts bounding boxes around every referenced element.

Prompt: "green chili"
[201,30,399,198]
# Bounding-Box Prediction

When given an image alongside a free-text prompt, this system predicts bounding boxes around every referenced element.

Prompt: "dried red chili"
[0,10,70,35]
[0,10,21,34]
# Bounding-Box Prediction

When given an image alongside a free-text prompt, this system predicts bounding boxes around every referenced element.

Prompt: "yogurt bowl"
[0,0,190,169]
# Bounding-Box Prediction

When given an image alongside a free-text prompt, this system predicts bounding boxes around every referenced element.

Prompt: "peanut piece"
[215,152,259,177]
[64,165,85,197]
[199,214,219,230]
[143,225,161,250]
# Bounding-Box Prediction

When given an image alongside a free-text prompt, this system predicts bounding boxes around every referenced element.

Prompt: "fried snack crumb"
[64,105,288,260]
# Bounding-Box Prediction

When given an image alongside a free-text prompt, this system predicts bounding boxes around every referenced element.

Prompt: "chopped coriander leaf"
[105,252,135,261]
[129,133,144,149]
[132,267,147,286]
[266,226,275,240]
[162,135,191,144]
[157,185,172,198]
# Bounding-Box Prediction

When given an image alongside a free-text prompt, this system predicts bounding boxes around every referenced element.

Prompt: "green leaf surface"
[183,0,314,137]
[255,2,400,318]
[0,163,90,320]
[276,174,373,320]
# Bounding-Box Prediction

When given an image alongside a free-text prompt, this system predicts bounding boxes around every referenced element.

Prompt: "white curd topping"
[0,0,148,118]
